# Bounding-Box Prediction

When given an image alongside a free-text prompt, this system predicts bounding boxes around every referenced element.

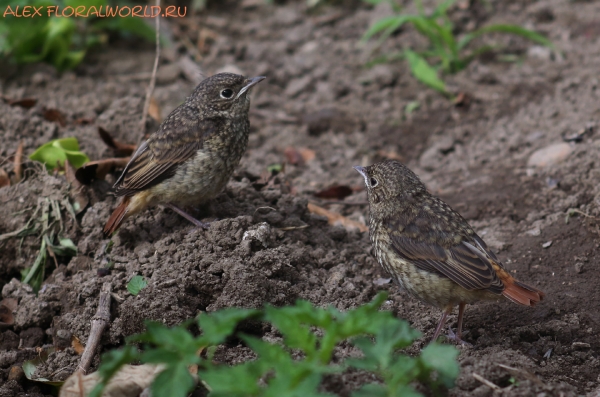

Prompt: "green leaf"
[151,362,196,397]
[197,308,259,346]
[351,383,388,397]
[89,346,140,397]
[404,101,420,115]
[404,49,447,94]
[48,237,77,256]
[201,362,263,397]
[127,275,148,296]
[420,343,460,388]
[29,138,90,171]
[458,24,554,51]
[267,163,283,174]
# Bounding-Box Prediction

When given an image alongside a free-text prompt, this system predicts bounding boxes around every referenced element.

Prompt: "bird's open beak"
[353,166,369,187]
[237,76,266,99]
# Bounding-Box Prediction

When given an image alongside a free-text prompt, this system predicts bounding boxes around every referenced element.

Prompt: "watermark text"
[3,5,187,18]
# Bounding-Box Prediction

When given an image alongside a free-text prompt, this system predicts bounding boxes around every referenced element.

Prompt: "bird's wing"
[114,117,216,197]
[388,230,505,294]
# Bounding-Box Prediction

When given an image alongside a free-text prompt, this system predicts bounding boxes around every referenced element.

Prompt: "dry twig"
[472,373,501,390]
[77,282,112,374]
[14,141,23,183]
[138,0,161,146]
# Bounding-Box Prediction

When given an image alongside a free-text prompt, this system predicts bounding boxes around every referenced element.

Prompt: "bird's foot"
[446,327,473,347]
[165,203,211,230]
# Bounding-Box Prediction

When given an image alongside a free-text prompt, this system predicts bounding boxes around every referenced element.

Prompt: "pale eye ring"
[220,88,234,99]
[370,177,378,187]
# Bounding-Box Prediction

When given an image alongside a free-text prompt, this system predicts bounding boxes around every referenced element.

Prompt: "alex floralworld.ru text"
[2,5,187,18]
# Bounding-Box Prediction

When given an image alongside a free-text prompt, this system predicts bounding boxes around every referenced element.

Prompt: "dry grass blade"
[472,373,501,390]
[14,141,23,183]
[307,202,368,232]
[497,363,547,388]
[138,0,161,145]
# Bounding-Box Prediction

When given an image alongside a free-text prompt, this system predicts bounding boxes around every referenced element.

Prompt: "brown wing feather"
[388,233,505,294]
[113,117,216,197]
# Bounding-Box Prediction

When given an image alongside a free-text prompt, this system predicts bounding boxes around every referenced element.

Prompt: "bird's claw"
[446,326,473,347]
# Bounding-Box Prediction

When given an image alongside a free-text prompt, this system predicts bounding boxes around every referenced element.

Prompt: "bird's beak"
[353,166,369,187]
[237,76,266,99]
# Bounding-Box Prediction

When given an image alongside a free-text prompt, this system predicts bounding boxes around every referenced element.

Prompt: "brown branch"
[138,0,161,146]
[77,282,112,374]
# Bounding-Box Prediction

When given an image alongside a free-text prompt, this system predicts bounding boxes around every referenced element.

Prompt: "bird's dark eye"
[220,89,234,99]
[370,178,378,187]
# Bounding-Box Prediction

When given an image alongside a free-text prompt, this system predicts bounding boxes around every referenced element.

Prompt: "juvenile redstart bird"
[354,160,544,344]
[103,73,265,237]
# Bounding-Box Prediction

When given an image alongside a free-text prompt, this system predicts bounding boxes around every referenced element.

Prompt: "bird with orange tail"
[103,73,265,237]
[354,160,544,345]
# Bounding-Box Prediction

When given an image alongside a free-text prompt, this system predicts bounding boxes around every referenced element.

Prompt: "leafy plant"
[127,275,148,296]
[29,137,89,171]
[88,293,458,397]
[0,0,155,71]
[362,0,554,95]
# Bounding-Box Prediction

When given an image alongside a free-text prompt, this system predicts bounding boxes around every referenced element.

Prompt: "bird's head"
[191,73,265,117]
[353,160,426,216]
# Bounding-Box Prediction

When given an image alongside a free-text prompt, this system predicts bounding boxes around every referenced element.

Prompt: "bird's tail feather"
[502,279,545,307]
[103,197,130,238]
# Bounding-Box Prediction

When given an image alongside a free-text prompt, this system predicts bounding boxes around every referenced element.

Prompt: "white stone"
[527,143,572,168]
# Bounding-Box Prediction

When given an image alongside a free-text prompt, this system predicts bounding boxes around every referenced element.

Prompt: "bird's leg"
[446,302,472,346]
[457,302,466,340]
[165,203,211,229]
[430,309,450,343]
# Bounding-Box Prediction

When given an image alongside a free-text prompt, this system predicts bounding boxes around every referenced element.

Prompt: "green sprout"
[362,0,554,96]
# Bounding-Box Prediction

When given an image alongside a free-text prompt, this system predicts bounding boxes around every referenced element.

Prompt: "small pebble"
[572,342,591,349]
[542,241,552,248]
[527,143,573,168]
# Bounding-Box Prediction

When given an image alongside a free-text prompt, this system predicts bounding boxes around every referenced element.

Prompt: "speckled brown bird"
[354,160,544,344]
[103,73,265,237]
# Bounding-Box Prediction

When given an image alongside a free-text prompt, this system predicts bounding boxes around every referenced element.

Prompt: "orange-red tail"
[103,197,131,238]
[502,279,545,307]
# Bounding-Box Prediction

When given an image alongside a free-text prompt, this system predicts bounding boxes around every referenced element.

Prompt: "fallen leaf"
[148,96,161,122]
[75,158,130,185]
[453,92,471,109]
[0,298,17,328]
[74,117,95,125]
[43,108,67,127]
[14,141,23,183]
[2,96,37,108]
[23,346,64,386]
[307,202,368,232]
[98,127,136,157]
[60,364,168,397]
[284,147,305,166]
[298,148,316,163]
[71,335,85,355]
[0,168,9,188]
[377,150,404,162]
[65,160,89,214]
[314,185,353,200]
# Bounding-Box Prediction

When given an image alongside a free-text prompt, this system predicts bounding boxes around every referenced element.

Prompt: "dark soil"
[1,0,600,396]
